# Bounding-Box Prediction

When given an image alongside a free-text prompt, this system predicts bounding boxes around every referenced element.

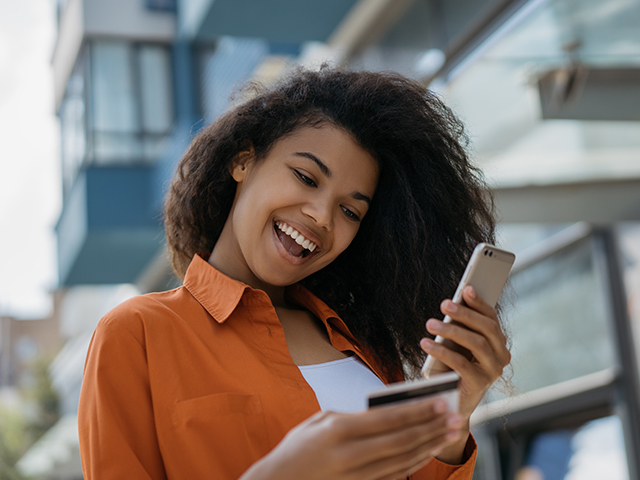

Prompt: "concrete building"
[19,0,640,478]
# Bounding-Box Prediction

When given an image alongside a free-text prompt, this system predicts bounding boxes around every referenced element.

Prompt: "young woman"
[79,68,510,480]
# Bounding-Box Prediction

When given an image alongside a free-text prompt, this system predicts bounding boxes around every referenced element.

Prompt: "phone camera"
[484,250,488,256]
[489,251,493,257]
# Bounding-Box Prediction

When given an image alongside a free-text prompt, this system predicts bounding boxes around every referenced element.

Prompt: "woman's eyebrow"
[353,192,372,206]
[294,151,371,205]
[294,152,331,178]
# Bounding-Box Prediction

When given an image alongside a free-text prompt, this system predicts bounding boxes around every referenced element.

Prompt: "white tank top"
[298,356,386,413]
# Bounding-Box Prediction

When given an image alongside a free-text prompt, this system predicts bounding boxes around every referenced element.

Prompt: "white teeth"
[275,221,318,253]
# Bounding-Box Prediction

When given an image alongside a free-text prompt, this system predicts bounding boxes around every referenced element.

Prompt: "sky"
[0,0,60,319]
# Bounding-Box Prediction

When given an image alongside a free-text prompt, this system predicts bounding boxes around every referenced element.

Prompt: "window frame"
[471,224,640,480]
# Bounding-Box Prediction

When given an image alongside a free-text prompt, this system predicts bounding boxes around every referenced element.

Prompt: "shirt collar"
[183,253,396,382]
[287,286,397,382]
[285,284,357,349]
[183,253,249,324]
[183,254,355,341]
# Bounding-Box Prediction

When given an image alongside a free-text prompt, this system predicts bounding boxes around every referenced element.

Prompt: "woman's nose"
[301,199,334,231]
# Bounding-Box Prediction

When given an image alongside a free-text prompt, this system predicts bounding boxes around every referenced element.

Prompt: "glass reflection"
[60,60,86,192]
[91,42,139,133]
[440,0,640,186]
[139,45,174,134]
[515,416,629,480]
[488,236,615,401]
[80,41,174,167]
[618,223,640,347]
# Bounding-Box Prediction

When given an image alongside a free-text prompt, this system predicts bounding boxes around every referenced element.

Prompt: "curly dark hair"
[164,67,496,379]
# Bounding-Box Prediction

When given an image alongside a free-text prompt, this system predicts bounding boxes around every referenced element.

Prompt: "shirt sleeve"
[410,435,477,480]
[78,316,167,480]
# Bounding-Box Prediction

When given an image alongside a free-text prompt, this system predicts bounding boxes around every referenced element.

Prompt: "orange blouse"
[78,254,477,479]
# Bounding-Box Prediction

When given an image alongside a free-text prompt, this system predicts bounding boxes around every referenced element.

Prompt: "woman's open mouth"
[274,221,318,259]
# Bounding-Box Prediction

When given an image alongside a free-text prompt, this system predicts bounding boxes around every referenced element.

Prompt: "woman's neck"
[257,283,288,308]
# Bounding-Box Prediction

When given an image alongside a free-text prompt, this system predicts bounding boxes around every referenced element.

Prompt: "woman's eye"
[294,170,317,187]
[341,206,361,222]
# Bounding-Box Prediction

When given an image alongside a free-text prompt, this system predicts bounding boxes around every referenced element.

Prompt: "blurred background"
[1,0,639,478]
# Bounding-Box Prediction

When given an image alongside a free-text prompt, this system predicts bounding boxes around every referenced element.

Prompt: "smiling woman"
[210,125,378,295]
[78,67,508,480]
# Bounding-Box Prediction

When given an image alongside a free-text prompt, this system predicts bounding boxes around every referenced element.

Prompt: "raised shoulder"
[96,286,194,347]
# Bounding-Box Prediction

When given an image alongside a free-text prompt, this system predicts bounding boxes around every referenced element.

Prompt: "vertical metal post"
[593,227,640,480]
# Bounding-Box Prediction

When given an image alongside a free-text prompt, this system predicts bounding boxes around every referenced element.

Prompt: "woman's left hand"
[420,285,511,463]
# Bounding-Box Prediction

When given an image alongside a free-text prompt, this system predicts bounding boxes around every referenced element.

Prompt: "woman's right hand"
[240,398,464,480]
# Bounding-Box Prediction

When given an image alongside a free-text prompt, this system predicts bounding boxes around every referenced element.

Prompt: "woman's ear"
[231,149,254,182]
[231,162,247,182]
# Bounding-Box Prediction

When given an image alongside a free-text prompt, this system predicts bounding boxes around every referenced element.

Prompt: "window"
[488,233,615,403]
[59,40,174,193]
[88,41,174,165]
[60,57,87,192]
[618,223,640,348]
[91,42,139,134]
[472,225,640,479]
[139,45,175,158]
[89,42,141,163]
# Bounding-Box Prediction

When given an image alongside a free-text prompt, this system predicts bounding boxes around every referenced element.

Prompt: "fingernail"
[466,286,476,298]
[421,338,434,349]
[447,414,462,427]
[421,339,435,352]
[433,399,447,413]
[427,319,441,332]
[443,300,457,313]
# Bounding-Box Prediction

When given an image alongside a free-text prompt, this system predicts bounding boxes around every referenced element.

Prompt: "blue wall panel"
[57,165,164,286]
[85,166,160,229]
[196,0,360,43]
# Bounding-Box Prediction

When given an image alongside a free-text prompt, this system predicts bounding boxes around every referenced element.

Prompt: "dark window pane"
[139,45,174,134]
[60,60,86,191]
[91,42,139,133]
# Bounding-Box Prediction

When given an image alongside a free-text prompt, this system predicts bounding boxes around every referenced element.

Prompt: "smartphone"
[368,371,460,411]
[420,243,515,379]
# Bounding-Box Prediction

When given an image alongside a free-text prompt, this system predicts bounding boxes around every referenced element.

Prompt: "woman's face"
[210,125,378,290]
